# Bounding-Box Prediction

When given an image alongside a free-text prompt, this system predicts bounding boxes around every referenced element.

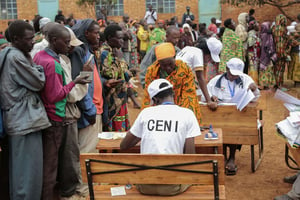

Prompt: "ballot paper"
[284,103,300,112]
[287,112,300,127]
[230,89,255,111]
[110,186,126,196]
[274,89,300,105]
[98,132,126,139]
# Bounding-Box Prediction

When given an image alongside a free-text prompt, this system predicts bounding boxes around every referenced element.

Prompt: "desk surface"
[96,128,223,151]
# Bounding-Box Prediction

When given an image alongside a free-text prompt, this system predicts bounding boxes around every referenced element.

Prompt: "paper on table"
[111,186,126,196]
[274,89,300,105]
[98,132,126,139]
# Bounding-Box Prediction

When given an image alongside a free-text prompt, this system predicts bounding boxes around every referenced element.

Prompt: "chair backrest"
[200,103,258,144]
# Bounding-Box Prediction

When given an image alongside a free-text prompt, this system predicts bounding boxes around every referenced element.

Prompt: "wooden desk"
[96,128,223,154]
[200,102,263,172]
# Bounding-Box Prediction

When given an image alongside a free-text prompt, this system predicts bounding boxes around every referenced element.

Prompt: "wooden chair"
[200,102,263,172]
[80,153,226,200]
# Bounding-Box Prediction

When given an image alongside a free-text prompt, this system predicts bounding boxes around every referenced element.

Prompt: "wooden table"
[96,128,223,154]
[200,102,264,172]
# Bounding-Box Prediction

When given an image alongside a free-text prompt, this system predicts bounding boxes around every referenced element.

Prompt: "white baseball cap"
[207,37,222,62]
[39,17,51,29]
[148,79,173,99]
[65,26,83,46]
[216,19,222,24]
[226,58,244,76]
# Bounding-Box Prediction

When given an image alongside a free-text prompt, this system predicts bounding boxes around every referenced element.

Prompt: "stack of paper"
[275,90,300,148]
[287,112,300,127]
[276,119,300,148]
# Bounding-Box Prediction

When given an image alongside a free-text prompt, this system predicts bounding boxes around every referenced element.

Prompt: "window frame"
[95,0,124,17]
[145,0,175,14]
[0,0,18,20]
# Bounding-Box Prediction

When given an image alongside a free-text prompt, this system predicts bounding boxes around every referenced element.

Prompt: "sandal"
[225,165,237,176]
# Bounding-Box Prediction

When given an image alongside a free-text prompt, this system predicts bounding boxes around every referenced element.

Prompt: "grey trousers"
[58,121,81,197]
[288,174,300,199]
[9,131,43,200]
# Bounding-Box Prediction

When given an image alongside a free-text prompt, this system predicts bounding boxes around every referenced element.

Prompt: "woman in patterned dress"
[259,22,276,89]
[272,14,289,88]
[143,42,201,125]
[247,20,260,84]
[100,24,131,131]
[219,18,243,73]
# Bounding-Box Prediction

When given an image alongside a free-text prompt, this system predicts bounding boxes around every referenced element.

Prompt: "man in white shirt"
[207,58,260,103]
[205,58,260,176]
[121,78,200,195]
[176,46,218,110]
[144,4,157,25]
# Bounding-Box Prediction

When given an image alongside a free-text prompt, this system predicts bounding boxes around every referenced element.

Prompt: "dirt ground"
[127,81,299,200]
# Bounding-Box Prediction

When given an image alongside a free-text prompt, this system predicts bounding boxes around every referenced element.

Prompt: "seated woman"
[205,58,260,175]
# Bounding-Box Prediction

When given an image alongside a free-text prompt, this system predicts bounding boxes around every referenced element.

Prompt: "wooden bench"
[80,153,225,200]
[200,102,264,172]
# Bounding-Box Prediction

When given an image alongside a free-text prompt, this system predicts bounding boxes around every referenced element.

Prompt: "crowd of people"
[0,4,300,200]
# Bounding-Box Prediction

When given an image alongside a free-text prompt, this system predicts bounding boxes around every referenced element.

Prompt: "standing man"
[55,10,65,24]
[0,20,51,200]
[119,14,132,65]
[140,26,181,87]
[121,78,200,196]
[182,6,195,25]
[176,46,218,111]
[144,4,157,25]
[33,24,90,200]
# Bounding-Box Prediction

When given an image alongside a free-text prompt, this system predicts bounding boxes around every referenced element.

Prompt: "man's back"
[130,104,200,154]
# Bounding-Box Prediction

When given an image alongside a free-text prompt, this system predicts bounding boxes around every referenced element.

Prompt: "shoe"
[225,165,237,176]
[283,174,298,184]
[274,194,293,200]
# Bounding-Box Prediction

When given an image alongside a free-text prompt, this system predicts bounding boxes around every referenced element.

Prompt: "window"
[95,0,124,16]
[0,0,17,19]
[145,0,175,13]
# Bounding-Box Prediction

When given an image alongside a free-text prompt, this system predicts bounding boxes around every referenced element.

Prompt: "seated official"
[121,79,201,196]
[206,58,260,103]
[205,58,260,176]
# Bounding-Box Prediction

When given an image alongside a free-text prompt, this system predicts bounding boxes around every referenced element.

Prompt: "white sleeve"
[153,11,157,21]
[243,75,260,100]
[129,111,144,138]
[144,11,149,20]
[192,50,204,69]
[186,110,201,138]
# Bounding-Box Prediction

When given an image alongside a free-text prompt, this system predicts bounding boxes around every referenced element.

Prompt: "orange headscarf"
[155,42,175,61]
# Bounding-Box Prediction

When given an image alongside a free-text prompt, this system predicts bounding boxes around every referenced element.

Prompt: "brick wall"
[107,0,198,25]
[1,1,299,34]
[221,2,300,24]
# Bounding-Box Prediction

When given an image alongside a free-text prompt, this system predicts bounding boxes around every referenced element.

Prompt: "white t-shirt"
[206,73,260,102]
[144,10,157,25]
[176,46,204,71]
[130,104,201,154]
